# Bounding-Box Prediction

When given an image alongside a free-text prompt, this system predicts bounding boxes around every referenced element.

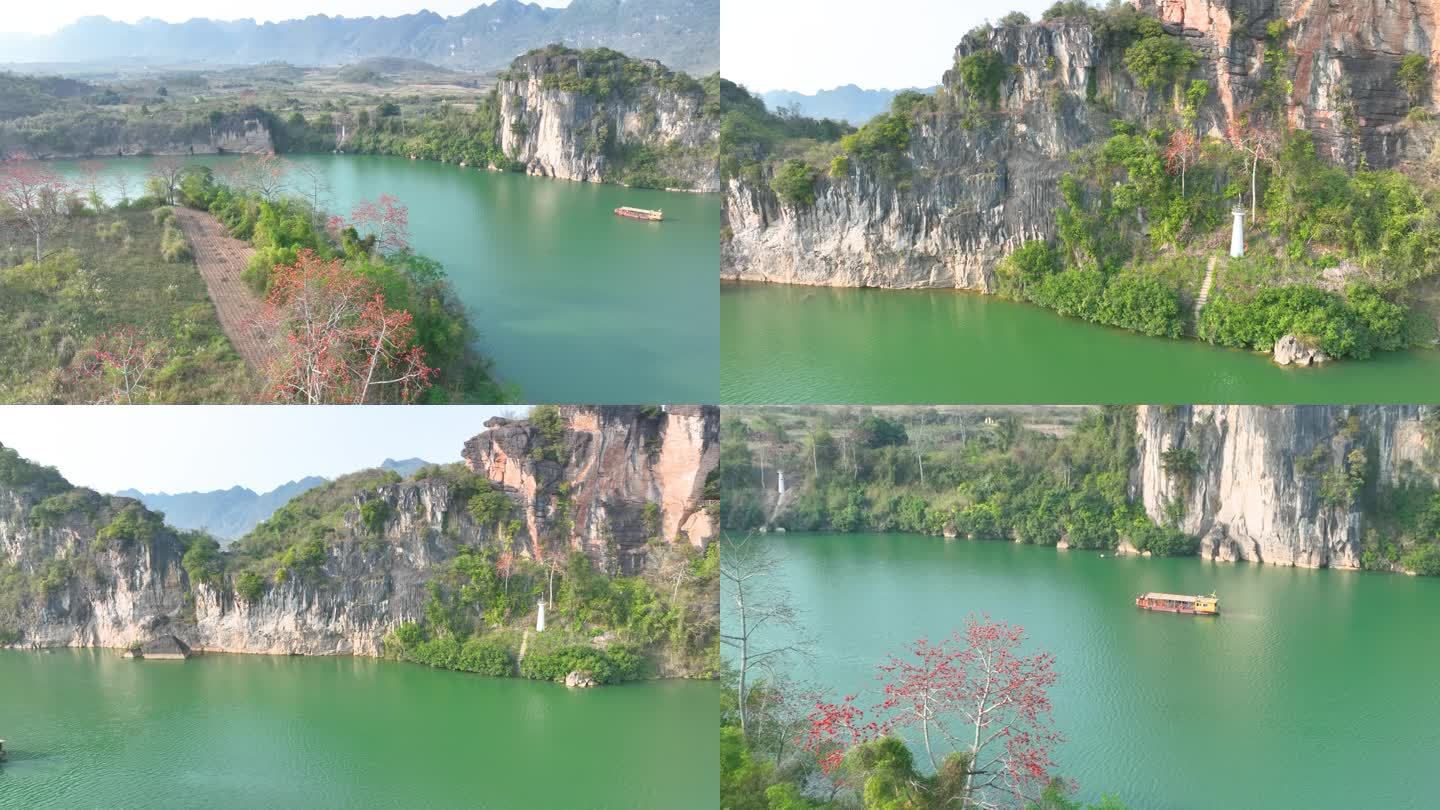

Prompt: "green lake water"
[737,533,1440,809]
[720,283,1440,403]
[51,155,719,403]
[0,649,717,809]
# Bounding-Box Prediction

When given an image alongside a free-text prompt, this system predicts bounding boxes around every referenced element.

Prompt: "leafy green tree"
[1399,54,1430,103]
[1124,34,1198,89]
[958,49,1008,108]
[771,160,820,208]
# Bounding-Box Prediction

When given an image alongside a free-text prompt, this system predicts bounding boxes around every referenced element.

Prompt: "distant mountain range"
[118,458,432,541]
[761,84,940,125]
[0,0,719,75]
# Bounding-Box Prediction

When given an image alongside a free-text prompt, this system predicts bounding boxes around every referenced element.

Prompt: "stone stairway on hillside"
[1195,256,1218,311]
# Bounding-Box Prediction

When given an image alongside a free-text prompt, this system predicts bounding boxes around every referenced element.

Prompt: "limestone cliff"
[723,0,1440,287]
[1132,405,1435,569]
[462,405,720,571]
[0,405,719,659]
[499,48,718,191]
[4,113,274,160]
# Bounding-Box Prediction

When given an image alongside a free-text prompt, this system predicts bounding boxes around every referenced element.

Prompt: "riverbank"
[741,532,1440,809]
[0,648,717,808]
[49,155,719,403]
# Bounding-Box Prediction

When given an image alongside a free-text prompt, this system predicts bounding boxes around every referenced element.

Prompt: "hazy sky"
[4,1,571,36]
[722,0,1059,93]
[0,406,528,494]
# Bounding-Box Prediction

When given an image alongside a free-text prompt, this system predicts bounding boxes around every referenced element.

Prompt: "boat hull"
[614,207,663,221]
[1135,598,1219,616]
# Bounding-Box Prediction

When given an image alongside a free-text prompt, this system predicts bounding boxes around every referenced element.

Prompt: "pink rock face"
[463,407,719,571]
[1137,0,1435,164]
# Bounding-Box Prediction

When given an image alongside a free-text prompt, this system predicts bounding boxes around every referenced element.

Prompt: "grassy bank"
[0,204,254,403]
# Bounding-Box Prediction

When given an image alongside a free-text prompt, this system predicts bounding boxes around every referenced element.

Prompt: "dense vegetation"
[720,2,1440,359]
[722,407,1197,557]
[1052,123,1433,355]
[0,45,715,193]
[719,79,851,185]
[173,165,506,403]
[0,437,720,681]
[0,443,184,644]
[344,45,720,190]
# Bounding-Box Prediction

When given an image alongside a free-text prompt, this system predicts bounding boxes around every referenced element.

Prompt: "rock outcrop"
[1272,333,1329,365]
[0,405,719,658]
[499,49,718,191]
[723,0,1440,287]
[1132,405,1435,569]
[5,114,274,160]
[463,405,720,572]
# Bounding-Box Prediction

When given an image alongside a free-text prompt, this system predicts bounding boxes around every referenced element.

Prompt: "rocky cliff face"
[463,405,720,572]
[723,0,1440,287]
[1132,405,1435,569]
[8,115,274,160]
[499,50,718,191]
[0,406,719,657]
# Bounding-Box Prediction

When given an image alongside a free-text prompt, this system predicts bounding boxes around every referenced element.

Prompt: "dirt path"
[173,207,271,373]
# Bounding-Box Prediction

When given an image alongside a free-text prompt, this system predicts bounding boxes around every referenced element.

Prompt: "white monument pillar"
[777,470,785,496]
[1230,206,1246,258]
[536,600,546,632]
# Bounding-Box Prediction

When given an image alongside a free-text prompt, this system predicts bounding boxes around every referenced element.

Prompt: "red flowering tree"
[803,695,882,777]
[347,194,410,254]
[0,158,72,261]
[68,328,169,404]
[802,616,1064,809]
[1164,129,1199,197]
[496,551,515,593]
[222,153,290,201]
[1227,120,1282,220]
[258,250,436,404]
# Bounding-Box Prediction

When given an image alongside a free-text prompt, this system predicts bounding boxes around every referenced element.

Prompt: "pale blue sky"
[722,0,1062,93]
[3,1,572,36]
[0,406,528,494]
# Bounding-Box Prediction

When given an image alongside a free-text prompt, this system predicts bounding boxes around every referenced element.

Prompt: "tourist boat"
[614,206,663,222]
[1135,592,1219,615]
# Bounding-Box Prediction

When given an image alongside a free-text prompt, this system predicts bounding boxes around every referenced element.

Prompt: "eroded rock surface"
[500,50,718,191]
[724,1,1440,287]
[0,406,719,660]
[1133,405,1434,569]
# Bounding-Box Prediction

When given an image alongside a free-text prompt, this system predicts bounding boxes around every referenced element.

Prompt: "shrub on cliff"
[180,530,224,586]
[957,49,1008,109]
[95,503,165,552]
[234,571,266,603]
[1124,34,1198,90]
[1399,54,1430,103]
[771,159,819,208]
[839,112,911,176]
[360,499,391,536]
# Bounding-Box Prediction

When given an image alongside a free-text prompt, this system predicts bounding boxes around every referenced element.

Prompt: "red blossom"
[802,615,1065,807]
[346,194,410,254]
[257,250,436,404]
[67,327,168,404]
[0,157,73,261]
